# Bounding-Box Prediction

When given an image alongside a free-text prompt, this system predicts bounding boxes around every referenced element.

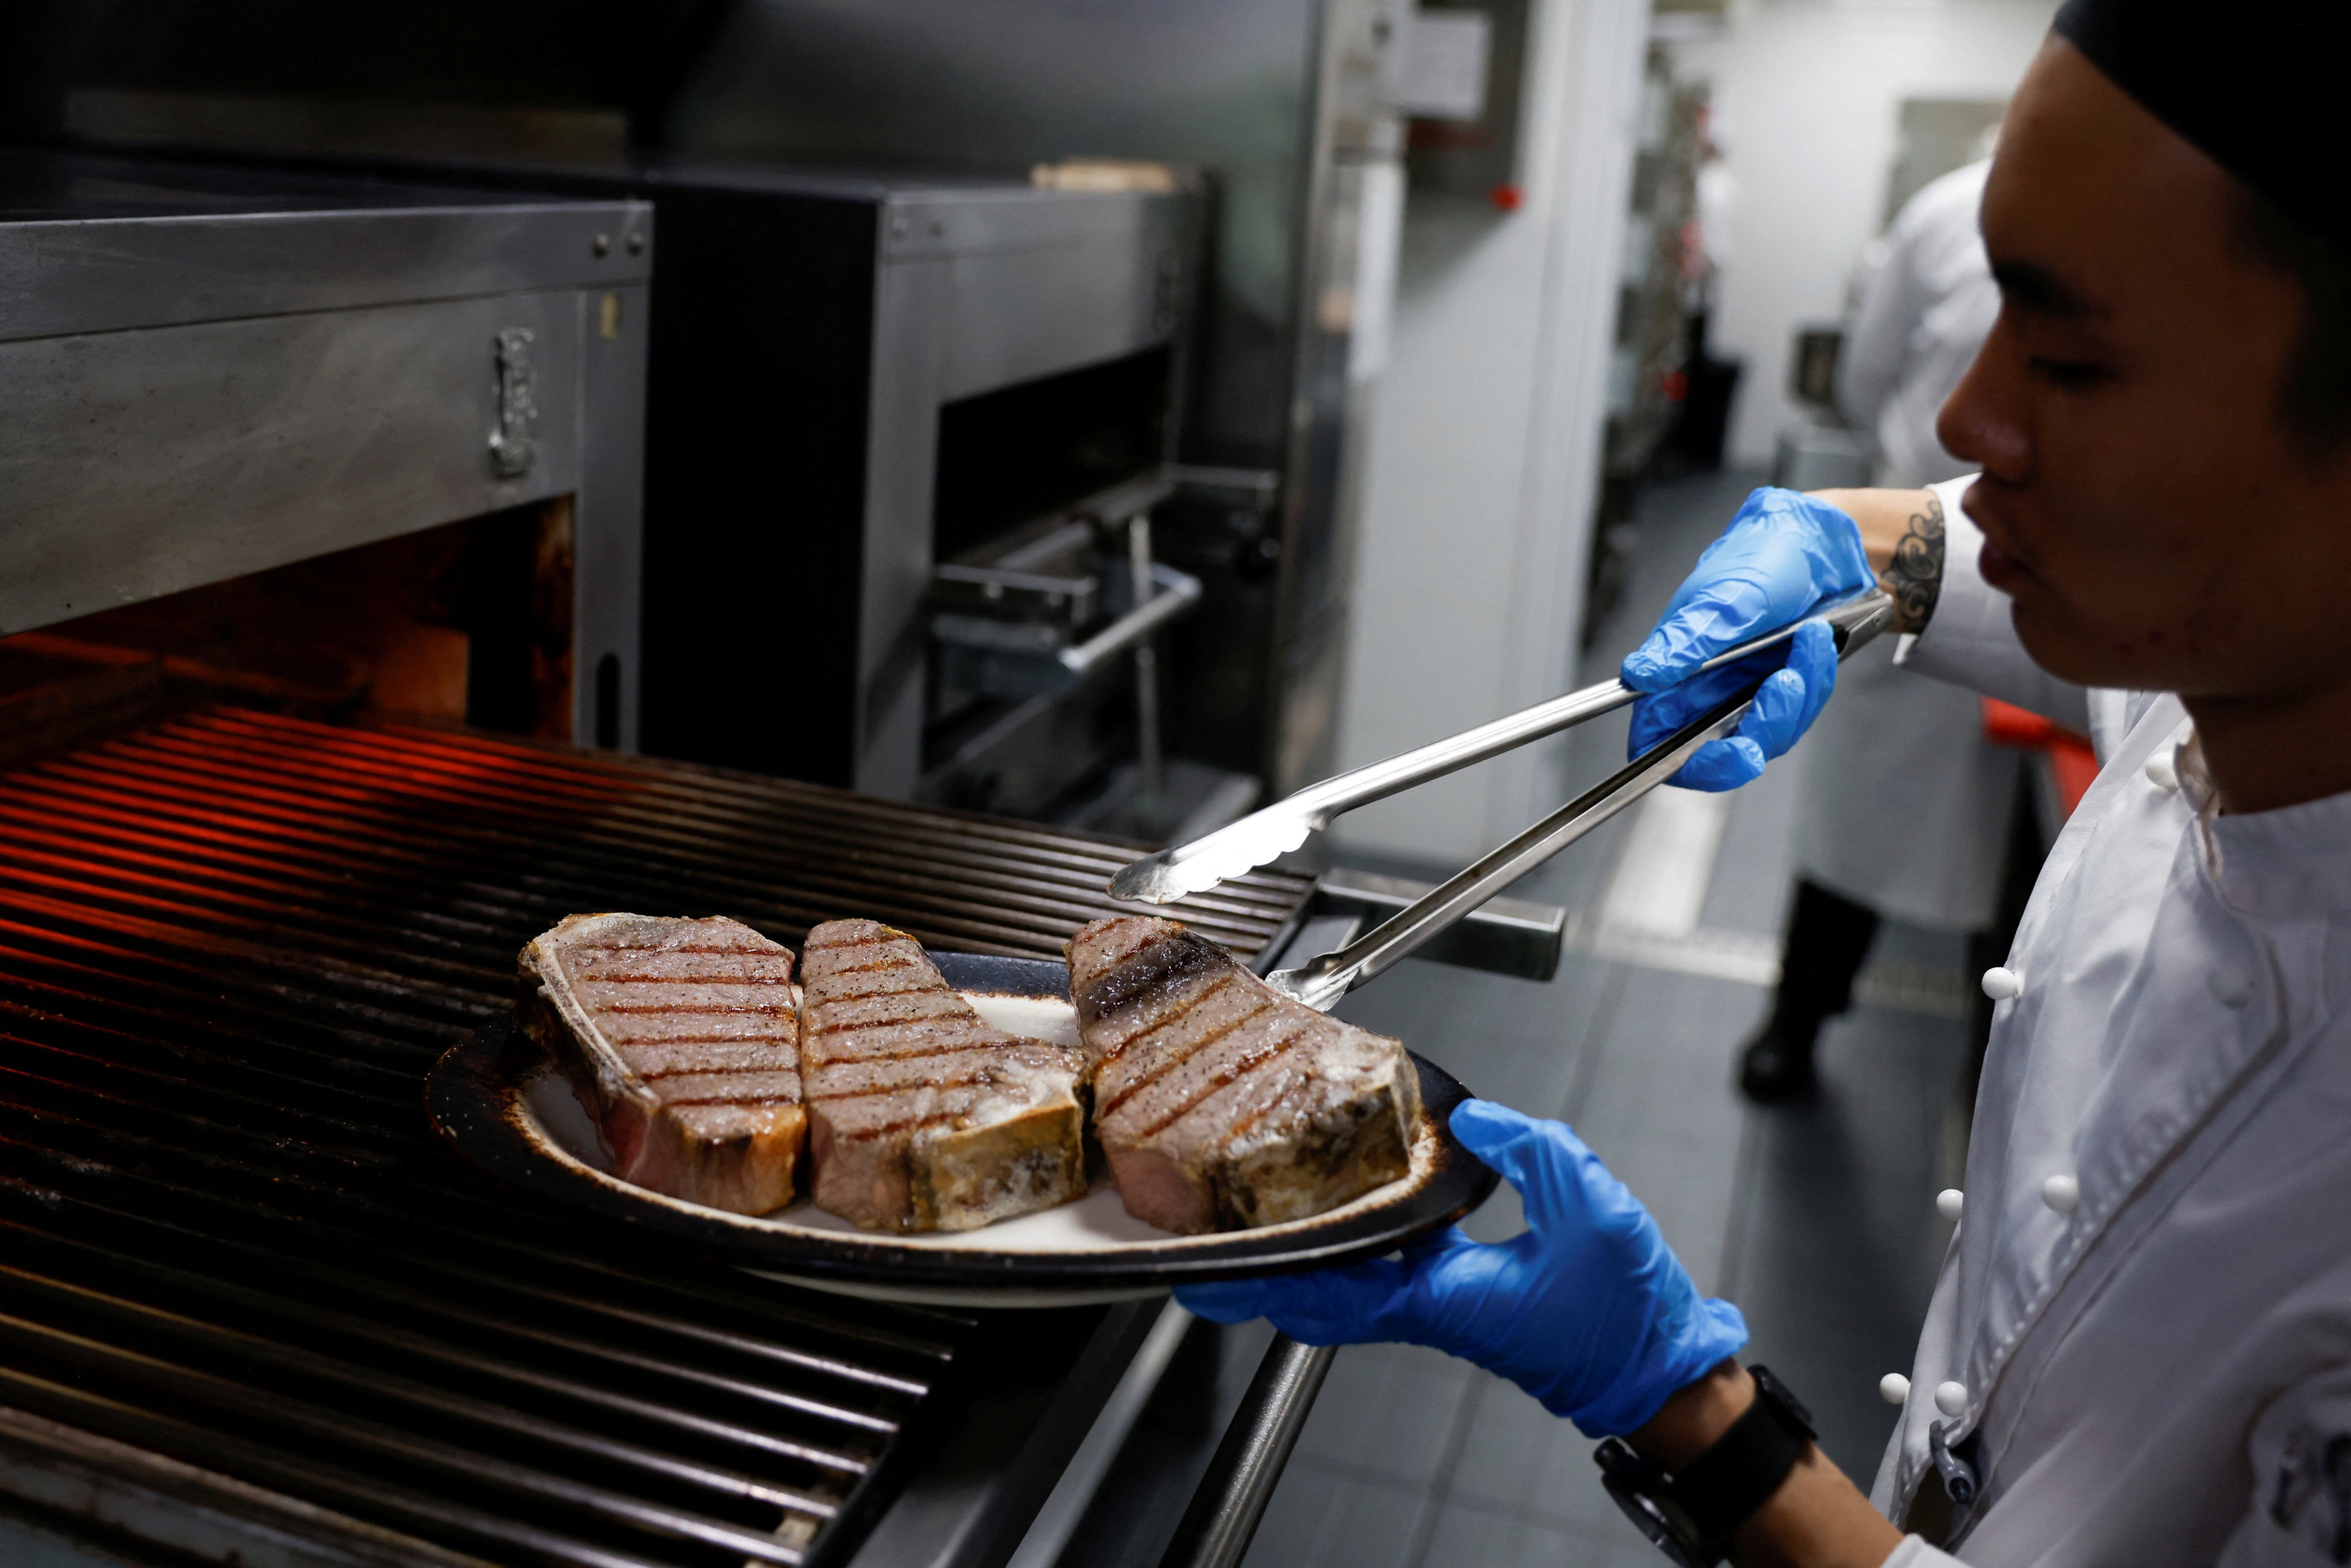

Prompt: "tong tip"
[1106,812,1316,905]
[1106,852,1193,904]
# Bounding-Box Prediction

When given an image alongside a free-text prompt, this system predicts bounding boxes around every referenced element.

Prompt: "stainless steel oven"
[0,148,1560,1568]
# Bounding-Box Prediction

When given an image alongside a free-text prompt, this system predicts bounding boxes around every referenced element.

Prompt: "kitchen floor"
[1056,468,1982,1568]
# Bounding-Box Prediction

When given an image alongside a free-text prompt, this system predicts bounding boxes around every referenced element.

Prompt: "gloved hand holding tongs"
[1148,488,1891,1468]
[1621,487,1875,792]
[1108,486,1893,1012]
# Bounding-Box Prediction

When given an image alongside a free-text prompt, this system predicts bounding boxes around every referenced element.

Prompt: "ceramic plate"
[426,953,1495,1306]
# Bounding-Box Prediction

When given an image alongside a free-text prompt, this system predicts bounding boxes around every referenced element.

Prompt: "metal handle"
[1059,563,1204,675]
[1264,595,1895,1009]
[1110,590,1891,904]
[1154,1335,1335,1568]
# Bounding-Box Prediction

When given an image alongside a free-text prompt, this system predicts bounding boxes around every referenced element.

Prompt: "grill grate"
[0,706,1313,1567]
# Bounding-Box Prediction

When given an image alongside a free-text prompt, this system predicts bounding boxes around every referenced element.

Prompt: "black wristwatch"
[1595,1364,1816,1567]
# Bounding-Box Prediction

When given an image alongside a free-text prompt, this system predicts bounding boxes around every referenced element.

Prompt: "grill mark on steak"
[1097,998,1265,1117]
[805,986,942,1008]
[1067,915,1420,1234]
[1133,1018,1318,1138]
[1093,972,1247,1067]
[1071,932,1229,1031]
[804,1036,1006,1067]
[797,1011,966,1037]
[798,917,1086,1233]
[521,913,807,1218]
[568,944,786,956]
[592,1003,796,1015]
[805,1074,997,1104]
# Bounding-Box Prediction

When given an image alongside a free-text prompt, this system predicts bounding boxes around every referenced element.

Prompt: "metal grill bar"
[0,706,1311,1567]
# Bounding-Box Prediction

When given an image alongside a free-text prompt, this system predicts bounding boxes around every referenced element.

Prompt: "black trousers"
[1772,771,2044,1085]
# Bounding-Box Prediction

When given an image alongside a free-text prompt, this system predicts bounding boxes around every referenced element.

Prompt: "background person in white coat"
[1183,1,2351,1561]
[1741,154,2028,1101]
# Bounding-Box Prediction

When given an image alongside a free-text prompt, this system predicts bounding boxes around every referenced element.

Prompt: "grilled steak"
[799,919,1087,1232]
[520,913,805,1215]
[1066,916,1421,1234]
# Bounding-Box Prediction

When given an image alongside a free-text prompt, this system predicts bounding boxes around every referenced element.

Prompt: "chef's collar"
[2053,0,2348,258]
[2176,731,2351,921]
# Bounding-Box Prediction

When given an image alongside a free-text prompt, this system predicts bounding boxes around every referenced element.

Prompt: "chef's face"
[1938,38,2351,701]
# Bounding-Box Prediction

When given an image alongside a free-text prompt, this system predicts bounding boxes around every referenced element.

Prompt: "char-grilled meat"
[799,919,1087,1233]
[1065,916,1422,1234]
[520,913,804,1215]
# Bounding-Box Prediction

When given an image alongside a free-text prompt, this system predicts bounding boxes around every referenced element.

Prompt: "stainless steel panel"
[575,281,649,750]
[857,187,1196,794]
[883,188,1175,263]
[942,237,1174,400]
[0,199,650,342]
[859,253,953,795]
[668,0,1320,464]
[0,291,583,635]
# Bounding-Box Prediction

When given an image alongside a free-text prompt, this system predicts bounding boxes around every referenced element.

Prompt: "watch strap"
[1669,1364,1816,1544]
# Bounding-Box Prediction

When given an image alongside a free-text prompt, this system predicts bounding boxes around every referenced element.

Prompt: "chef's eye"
[2029,355,2112,390]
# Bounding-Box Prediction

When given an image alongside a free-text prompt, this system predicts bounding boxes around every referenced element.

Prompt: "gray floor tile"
[1442,1379,1623,1539]
[1565,965,1761,1294]
[1415,1495,1624,1568]
[1723,996,1967,1480]
[1240,1456,1430,1568]
[1338,949,1616,1121]
[1290,1341,1482,1482]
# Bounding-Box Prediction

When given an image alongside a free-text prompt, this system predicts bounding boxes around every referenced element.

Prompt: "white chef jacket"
[1794,160,2017,932]
[1865,475,2351,1566]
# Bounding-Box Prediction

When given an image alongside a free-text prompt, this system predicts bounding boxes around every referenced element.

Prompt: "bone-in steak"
[799,919,1087,1232]
[520,913,804,1215]
[1066,916,1422,1234]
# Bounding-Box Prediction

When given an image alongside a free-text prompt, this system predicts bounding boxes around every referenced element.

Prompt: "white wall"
[1674,0,2059,466]
[1327,0,1653,866]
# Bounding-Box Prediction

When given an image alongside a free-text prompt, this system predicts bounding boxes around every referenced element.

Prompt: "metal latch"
[489,328,537,479]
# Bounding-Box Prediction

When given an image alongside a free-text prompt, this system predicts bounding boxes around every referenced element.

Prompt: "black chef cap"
[2052,0,2347,255]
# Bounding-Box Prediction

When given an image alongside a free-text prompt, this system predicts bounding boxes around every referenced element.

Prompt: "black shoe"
[1738,1019,1819,1102]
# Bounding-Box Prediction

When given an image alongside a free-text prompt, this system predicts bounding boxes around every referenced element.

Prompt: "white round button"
[1936,1188,1965,1222]
[1981,966,2022,1001]
[1934,1381,1969,1418]
[2041,1174,2081,1214]
[2144,751,2179,791]
[1879,1373,1911,1406]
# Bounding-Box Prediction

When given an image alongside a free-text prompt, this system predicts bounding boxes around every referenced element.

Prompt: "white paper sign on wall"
[1399,10,1491,122]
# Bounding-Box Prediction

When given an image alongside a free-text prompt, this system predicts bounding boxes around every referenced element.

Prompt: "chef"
[1180,2,2351,1563]
[1738,146,2023,1102]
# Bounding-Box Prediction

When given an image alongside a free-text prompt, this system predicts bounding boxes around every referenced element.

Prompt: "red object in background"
[1489,184,1523,212]
[1982,697,2101,818]
[1661,370,1689,402]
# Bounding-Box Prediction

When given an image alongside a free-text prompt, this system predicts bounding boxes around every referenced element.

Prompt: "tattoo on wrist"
[1882,494,1945,633]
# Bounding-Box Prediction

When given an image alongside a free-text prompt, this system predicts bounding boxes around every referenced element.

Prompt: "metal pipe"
[1154,1335,1335,1568]
[1058,563,1203,675]
[1130,512,1165,806]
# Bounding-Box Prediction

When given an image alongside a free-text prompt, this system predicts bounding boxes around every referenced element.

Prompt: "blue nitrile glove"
[1619,487,1873,791]
[1175,1101,1746,1438]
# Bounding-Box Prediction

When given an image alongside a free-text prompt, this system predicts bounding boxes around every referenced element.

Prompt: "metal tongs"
[1110,591,1896,1010]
